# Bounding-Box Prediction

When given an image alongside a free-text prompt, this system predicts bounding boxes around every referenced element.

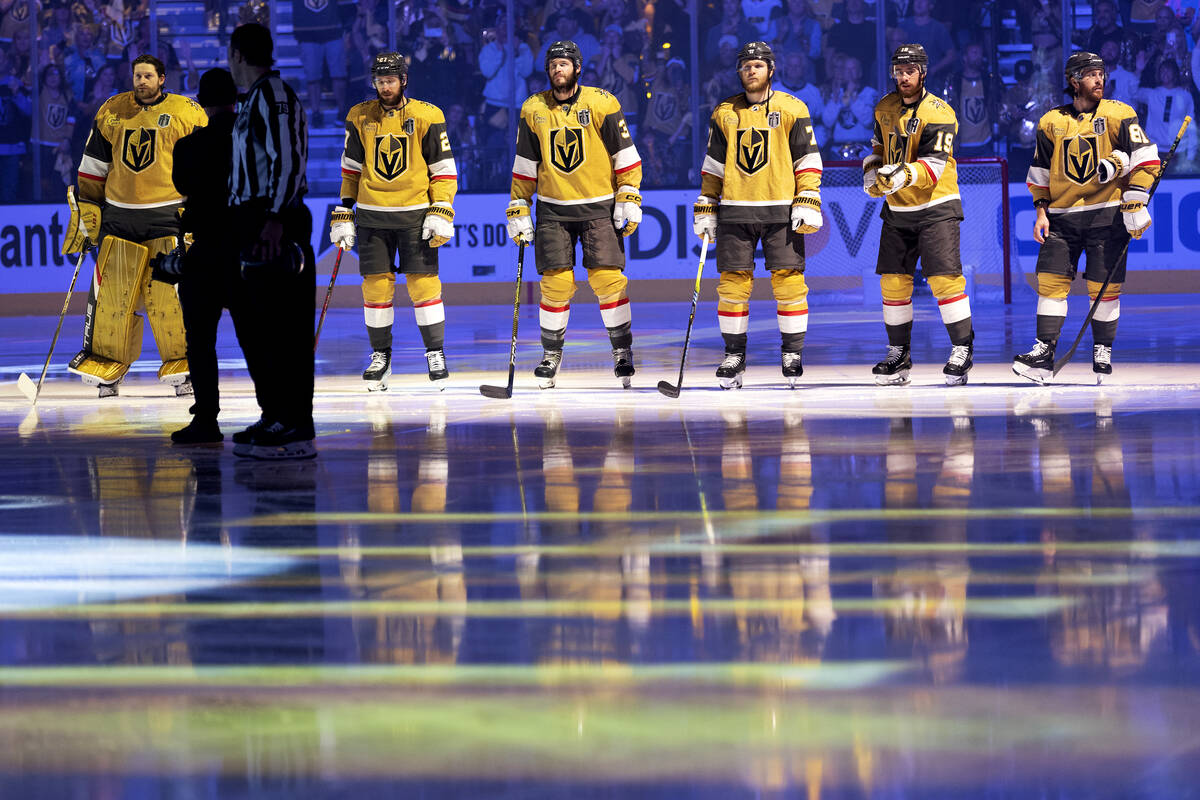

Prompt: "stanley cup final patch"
[157,113,172,127]
[577,108,590,126]
[767,111,780,129]
[404,117,415,135]
[1093,117,1107,135]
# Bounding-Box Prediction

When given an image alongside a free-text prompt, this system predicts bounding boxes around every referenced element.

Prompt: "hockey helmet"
[371,51,407,80]
[545,40,583,71]
[1064,50,1105,83]
[736,41,775,71]
[891,43,928,75]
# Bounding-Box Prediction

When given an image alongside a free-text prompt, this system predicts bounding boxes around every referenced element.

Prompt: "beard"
[550,69,579,94]
[740,72,770,94]
[133,85,160,103]
[377,88,402,107]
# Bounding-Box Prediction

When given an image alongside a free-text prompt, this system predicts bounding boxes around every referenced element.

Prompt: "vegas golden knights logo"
[550,126,584,173]
[887,131,910,166]
[121,127,156,172]
[374,133,409,181]
[46,103,68,130]
[1063,134,1098,184]
[736,128,768,175]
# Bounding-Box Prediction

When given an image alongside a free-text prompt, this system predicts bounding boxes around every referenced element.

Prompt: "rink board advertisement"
[3,183,1200,297]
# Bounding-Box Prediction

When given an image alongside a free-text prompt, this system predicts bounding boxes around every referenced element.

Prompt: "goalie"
[64,55,208,397]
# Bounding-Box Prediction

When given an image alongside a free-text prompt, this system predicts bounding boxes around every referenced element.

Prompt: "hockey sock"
[598,297,632,349]
[722,332,748,354]
[363,273,395,351]
[929,275,973,346]
[1036,274,1070,344]
[539,303,569,350]
[781,332,805,352]
[880,274,913,347]
[417,321,445,351]
[717,270,752,354]
[771,269,809,353]
[1087,280,1120,346]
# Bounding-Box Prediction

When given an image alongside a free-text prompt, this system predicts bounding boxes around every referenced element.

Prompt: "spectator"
[290,0,354,127]
[899,0,957,80]
[1102,38,1141,105]
[743,0,782,37]
[42,2,75,56]
[35,63,76,197]
[642,57,690,185]
[478,24,533,147]
[1130,0,1165,35]
[704,0,758,60]
[705,35,743,97]
[590,23,639,118]
[347,0,388,96]
[595,0,639,33]
[777,52,824,130]
[0,0,37,43]
[1135,58,1195,159]
[444,101,475,190]
[939,41,1004,157]
[826,0,876,79]
[770,0,823,64]
[1084,0,1131,53]
[0,46,29,202]
[1140,5,1189,84]
[538,11,600,68]
[64,23,108,99]
[821,55,877,155]
[650,0,690,62]
[407,24,456,98]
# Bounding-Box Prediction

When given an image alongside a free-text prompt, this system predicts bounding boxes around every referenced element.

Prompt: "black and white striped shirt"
[229,71,308,215]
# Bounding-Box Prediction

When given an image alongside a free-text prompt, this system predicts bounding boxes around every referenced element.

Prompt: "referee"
[227,23,316,460]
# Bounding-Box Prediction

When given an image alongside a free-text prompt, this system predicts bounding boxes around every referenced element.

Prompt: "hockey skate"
[97,380,120,398]
[612,347,634,388]
[1012,339,1055,384]
[716,352,746,389]
[535,349,562,389]
[943,343,973,386]
[1092,344,1112,384]
[174,378,194,397]
[425,348,449,389]
[872,345,912,386]
[363,350,392,392]
[232,416,271,457]
[781,351,803,388]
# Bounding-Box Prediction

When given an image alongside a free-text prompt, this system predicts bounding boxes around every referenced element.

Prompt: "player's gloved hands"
[862,154,883,198]
[791,195,822,234]
[330,205,355,249]
[63,186,101,255]
[506,199,533,244]
[612,185,642,237]
[693,195,717,242]
[1121,189,1151,238]
[1098,149,1129,184]
[875,162,915,195]
[422,203,455,247]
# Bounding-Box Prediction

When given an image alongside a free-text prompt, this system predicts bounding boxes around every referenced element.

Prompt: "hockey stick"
[1052,115,1190,376]
[480,242,526,399]
[313,246,343,351]
[658,233,711,397]
[18,246,91,405]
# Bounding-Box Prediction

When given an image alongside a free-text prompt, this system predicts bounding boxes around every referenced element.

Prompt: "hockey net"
[817,158,1012,304]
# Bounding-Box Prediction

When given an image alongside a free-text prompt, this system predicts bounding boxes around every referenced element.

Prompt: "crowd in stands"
[2,0,1198,202]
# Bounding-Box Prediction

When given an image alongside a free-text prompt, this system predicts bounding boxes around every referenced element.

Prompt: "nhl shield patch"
[577,108,591,126]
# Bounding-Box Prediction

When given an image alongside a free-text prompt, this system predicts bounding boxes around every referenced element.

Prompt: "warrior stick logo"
[736,128,768,175]
[121,127,156,172]
[550,127,585,173]
[374,133,409,180]
[1063,134,1098,184]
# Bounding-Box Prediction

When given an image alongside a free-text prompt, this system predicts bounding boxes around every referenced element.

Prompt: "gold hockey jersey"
[511,85,642,221]
[869,90,962,227]
[340,98,458,229]
[78,92,208,209]
[700,90,823,224]
[1026,99,1159,226]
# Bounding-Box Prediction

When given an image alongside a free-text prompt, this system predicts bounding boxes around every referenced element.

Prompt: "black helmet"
[1064,50,1105,83]
[545,40,583,71]
[892,43,928,74]
[736,40,775,71]
[371,51,407,80]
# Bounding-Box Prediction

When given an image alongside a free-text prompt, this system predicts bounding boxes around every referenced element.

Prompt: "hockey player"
[333,51,458,391]
[863,43,975,386]
[693,40,824,389]
[1013,51,1159,384]
[506,40,643,389]
[63,54,208,397]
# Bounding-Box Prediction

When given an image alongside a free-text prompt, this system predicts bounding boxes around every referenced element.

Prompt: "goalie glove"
[875,162,915,196]
[63,186,101,255]
[330,205,356,249]
[422,203,455,247]
[612,185,642,237]
[1097,149,1129,184]
[506,199,533,244]
[791,195,822,234]
[862,154,883,198]
[1121,188,1151,239]
[693,195,717,242]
